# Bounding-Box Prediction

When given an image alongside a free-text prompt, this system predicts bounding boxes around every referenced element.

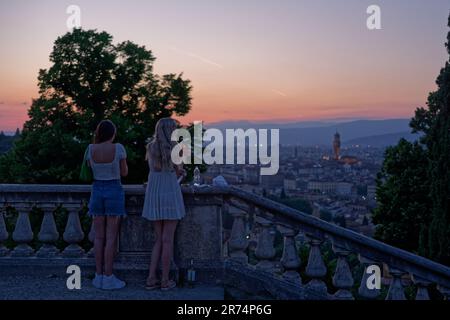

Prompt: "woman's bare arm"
[120,158,128,177]
[174,164,185,177]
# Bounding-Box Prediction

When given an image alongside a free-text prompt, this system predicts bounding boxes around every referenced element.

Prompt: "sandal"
[161,280,177,291]
[145,278,160,290]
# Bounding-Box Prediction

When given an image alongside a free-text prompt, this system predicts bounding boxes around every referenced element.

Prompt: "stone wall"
[0,184,225,283]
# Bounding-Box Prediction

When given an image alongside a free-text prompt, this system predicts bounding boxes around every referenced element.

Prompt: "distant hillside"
[343,131,420,147]
[279,119,411,145]
[209,119,412,146]
[208,120,340,130]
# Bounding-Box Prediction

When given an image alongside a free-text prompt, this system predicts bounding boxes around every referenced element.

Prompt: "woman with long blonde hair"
[142,117,186,291]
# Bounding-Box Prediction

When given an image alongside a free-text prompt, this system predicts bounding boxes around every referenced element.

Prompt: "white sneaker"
[92,273,103,289]
[102,274,126,290]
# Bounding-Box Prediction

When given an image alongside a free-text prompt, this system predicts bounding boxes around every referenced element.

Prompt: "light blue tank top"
[87,143,126,180]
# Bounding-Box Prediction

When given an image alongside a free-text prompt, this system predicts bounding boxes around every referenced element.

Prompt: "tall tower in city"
[333,131,341,160]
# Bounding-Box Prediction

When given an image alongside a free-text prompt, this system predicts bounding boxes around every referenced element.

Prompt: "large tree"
[374,14,450,264]
[0,29,192,183]
[410,14,450,264]
[372,139,431,254]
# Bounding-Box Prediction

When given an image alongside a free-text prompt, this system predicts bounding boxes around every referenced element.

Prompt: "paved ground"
[0,274,224,300]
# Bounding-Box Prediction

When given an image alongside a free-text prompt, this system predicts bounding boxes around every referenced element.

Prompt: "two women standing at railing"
[85,117,185,291]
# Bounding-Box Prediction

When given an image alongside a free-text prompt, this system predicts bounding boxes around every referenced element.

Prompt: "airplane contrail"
[170,46,224,69]
[272,89,287,97]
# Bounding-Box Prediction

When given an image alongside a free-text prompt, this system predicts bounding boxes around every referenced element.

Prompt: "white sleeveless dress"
[142,158,186,221]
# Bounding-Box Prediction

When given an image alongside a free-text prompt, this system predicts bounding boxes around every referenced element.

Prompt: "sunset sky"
[0,0,449,131]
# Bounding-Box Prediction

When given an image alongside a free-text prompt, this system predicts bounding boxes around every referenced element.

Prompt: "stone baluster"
[437,285,450,300]
[87,219,95,257]
[228,209,249,264]
[37,206,60,257]
[11,206,34,256]
[332,244,354,300]
[62,206,85,257]
[0,207,9,256]
[385,267,406,300]
[411,275,430,300]
[357,255,381,299]
[246,204,255,232]
[278,225,301,284]
[305,237,328,295]
[254,216,276,271]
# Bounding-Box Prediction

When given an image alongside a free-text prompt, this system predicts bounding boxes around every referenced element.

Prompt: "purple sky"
[0,0,449,130]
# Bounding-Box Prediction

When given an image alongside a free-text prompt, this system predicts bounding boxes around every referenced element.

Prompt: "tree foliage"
[319,209,332,222]
[0,29,192,183]
[372,139,431,253]
[374,15,450,264]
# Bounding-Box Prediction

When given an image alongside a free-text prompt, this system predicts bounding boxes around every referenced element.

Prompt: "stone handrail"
[1,184,450,300]
[222,186,450,299]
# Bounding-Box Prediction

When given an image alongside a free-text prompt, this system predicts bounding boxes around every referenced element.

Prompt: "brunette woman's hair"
[94,120,117,144]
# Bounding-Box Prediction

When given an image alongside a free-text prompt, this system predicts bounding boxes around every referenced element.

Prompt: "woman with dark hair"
[85,120,128,290]
[142,117,186,291]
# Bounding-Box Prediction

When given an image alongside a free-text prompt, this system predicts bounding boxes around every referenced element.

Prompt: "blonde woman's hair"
[147,117,178,169]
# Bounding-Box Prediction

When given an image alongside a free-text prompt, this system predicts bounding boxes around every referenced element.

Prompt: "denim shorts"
[88,180,126,216]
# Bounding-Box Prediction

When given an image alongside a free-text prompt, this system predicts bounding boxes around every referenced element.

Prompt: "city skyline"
[0,0,449,131]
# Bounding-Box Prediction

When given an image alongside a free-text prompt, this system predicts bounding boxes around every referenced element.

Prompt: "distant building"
[283,176,297,191]
[307,181,336,194]
[336,182,352,196]
[260,173,285,190]
[307,181,353,196]
[243,166,260,185]
[339,155,359,165]
[333,131,341,160]
[367,185,377,201]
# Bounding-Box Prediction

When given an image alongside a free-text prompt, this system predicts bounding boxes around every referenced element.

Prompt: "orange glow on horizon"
[0,0,448,131]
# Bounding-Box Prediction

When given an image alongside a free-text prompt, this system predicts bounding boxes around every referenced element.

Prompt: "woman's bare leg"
[161,220,178,284]
[93,216,106,275]
[148,221,163,283]
[104,216,121,276]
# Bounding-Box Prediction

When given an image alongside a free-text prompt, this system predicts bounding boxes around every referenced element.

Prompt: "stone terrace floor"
[0,273,224,300]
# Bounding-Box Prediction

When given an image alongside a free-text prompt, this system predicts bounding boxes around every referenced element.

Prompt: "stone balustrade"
[1,184,450,300]
[0,184,224,284]
[224,187,450,300]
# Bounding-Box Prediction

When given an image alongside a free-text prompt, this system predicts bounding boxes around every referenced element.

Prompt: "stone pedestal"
[254,217,276,272]
[228,210,249,264]
[11,209,34,257]
[37,208,59,257]
[305,238,327,295]
[278,225,301,285]
[62,208,85,257]
[0,209,9,256]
